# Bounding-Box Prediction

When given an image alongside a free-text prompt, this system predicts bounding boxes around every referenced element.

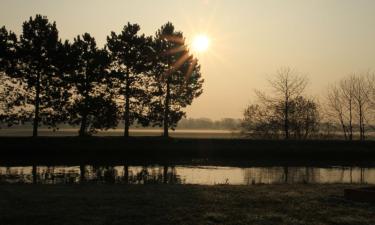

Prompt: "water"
[0,165,374,185]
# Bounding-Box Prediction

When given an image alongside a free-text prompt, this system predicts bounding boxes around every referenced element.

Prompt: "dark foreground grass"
[0,184,374,225]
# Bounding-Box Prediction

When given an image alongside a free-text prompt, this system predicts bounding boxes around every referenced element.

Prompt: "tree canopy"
[0,15,205,137]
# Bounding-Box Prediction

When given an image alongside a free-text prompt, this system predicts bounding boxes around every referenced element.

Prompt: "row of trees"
[327,73,375,140]
[0,15,204,137]
[241,67,375,140]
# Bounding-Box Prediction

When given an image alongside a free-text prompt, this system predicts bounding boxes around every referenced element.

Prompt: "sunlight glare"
[191,34,210,53]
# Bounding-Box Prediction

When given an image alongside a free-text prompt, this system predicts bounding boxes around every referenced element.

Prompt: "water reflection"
[0,165,374,185]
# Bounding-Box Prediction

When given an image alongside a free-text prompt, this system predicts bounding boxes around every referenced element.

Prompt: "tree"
[0,26,17,71]
[327,74,372,140]
[288,96,320,139]
[327,83,351,140]
[241,103,281,139]
[0,26,24,127]
[0,74,30,128]
[64,33,118,136]
[150,22,204,137]
[352,74,371,140]
[9,15,63,136]
[241,96,319,139]
[255,67,308,139]
[106,23,153,137]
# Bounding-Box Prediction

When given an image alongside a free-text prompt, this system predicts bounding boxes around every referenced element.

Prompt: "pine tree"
[64,33,118,136]
[107,23,153,137]
[150,22,204,137]
[11,15,63,136]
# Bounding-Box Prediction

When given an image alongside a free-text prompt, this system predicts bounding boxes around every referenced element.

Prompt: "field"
[1,129,375,225]
[0,184,374,225]
[0,128,240,139]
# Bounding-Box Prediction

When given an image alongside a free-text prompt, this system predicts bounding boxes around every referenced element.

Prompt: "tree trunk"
[348,99,353,140]
[163,81,170,137]
[32,165,37,184]
[163,165,168,184]
[80,165,86,183]
[359,105,365,141]
[338,114,348,140]
[32,73,41,137]
[284,166,288,183]
[284,100,289,140]
[124,165,129,184]
[124,73,130,137]
[79,79,89,137]
[79,113,87,137]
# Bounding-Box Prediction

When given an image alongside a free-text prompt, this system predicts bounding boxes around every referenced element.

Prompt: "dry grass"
[0,184,374,225]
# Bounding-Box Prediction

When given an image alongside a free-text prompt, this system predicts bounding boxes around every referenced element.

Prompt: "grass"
[0,128,240,139]
[0,184,374,225]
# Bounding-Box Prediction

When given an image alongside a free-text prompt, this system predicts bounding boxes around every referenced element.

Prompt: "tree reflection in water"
[0,165,373,185]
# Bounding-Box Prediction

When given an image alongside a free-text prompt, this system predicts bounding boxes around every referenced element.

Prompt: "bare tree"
[352,73,371,140]
[256,67,308,139]
[289,96,320,139]
[327,77,355,140]
[327,73,372,140]
[340,76,355,140]
[242,67,319,140]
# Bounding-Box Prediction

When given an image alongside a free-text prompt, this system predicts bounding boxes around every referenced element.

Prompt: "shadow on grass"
[0,184,375,225]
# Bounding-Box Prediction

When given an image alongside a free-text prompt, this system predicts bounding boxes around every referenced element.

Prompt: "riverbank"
[0,184,373,225]
[1,137,375,164]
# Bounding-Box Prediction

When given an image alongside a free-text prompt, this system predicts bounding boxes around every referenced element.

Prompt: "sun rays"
[191,34,210,54]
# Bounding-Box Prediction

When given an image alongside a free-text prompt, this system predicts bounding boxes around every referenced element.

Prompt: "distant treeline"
[176,118,241,130]
[0,15,203,137]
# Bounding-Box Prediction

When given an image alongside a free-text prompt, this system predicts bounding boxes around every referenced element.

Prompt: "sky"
[1,0,375,120]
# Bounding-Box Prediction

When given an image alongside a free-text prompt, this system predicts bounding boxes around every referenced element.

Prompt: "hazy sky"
[1,0,375,119]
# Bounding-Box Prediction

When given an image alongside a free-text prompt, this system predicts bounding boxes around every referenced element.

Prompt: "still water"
[0,165,374,185]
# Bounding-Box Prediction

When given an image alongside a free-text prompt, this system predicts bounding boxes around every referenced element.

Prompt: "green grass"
[0,184,374,225]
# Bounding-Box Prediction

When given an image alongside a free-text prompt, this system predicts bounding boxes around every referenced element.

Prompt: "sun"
[191,34,210,54]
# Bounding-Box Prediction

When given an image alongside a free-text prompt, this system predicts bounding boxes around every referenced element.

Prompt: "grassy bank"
[1,137,375,164]
[0,184,374,225]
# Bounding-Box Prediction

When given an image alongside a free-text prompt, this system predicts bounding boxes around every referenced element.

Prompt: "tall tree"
[106,23,153,137]
[151,22,204,137]
[10,15,62,136]
[327,74,371,140]
[255,67,308,139]
[352,74,371,140]
[65,33,117,136]
[341,77,355,140]
[327,83,351,140]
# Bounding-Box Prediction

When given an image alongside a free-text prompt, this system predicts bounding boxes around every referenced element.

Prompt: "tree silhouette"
[150,22,204,137]
[64,33,118,136]
[0,26,24,127]
[288,96,320,139]
[242,68,318,139]
[0,26,17,71]
[327,73,372,140]
[327,77,355,140]
[107,23,153,137]
[255,67,308,139]
[8,15,63,136]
